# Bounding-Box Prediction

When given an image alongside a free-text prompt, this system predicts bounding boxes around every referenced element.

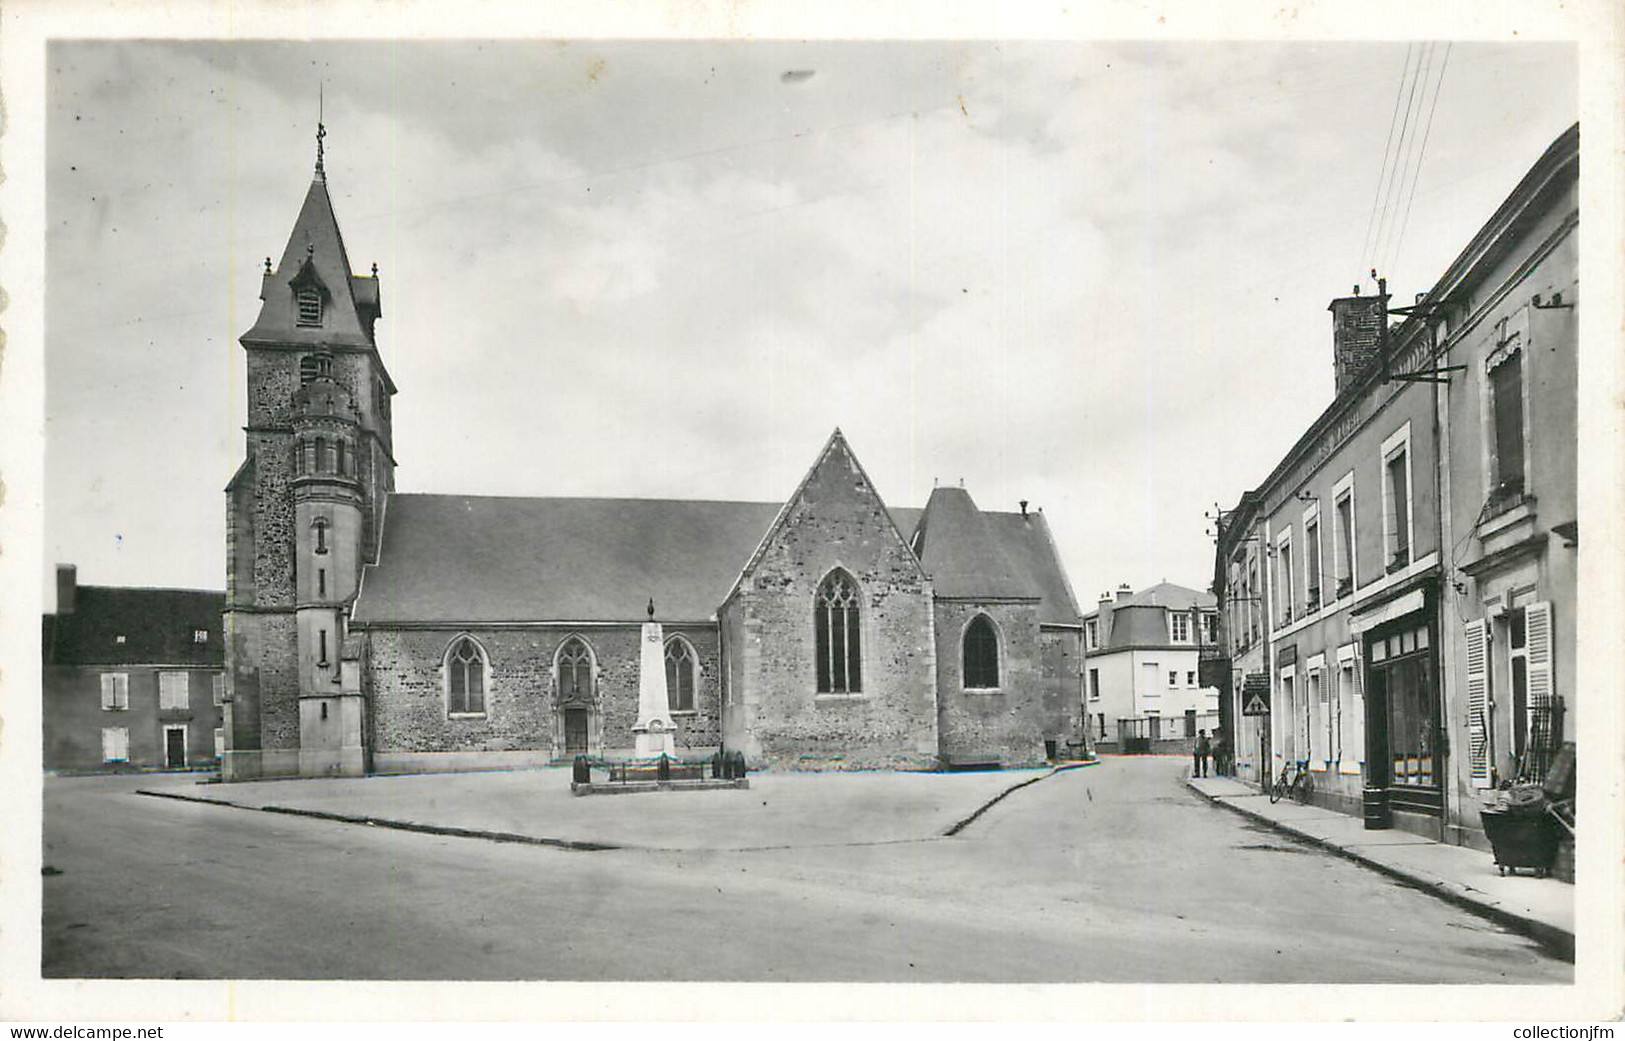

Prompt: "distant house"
[43,565,226,772]
[1083,582,1221,749]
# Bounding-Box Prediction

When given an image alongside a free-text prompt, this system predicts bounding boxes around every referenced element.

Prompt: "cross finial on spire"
[315,84,327,179]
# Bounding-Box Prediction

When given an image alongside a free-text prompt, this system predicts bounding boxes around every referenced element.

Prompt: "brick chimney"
[1115,583,1133,603]
[56,564,77,615]
[1328,285,1389,395]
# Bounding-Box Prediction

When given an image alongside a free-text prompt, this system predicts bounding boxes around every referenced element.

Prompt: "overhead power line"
[1387,43,1452,276]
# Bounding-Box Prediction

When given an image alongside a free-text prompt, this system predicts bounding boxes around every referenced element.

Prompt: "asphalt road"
[41,757,1569,982]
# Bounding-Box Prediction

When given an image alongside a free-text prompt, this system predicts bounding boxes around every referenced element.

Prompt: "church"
[220,142,1086,781]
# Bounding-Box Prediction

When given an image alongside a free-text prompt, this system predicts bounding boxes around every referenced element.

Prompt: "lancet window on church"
[445,637,486,715]
[963,615,1000,689]
[815,570,862,694]
[557,638,594,703]
[297,288,322,328]
[665,638,697,712]
[312,518,328,555]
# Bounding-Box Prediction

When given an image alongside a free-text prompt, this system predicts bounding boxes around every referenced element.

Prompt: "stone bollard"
[572,755,590,784]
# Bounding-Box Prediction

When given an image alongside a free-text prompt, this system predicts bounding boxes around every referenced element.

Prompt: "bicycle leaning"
[1268,759,1316,805]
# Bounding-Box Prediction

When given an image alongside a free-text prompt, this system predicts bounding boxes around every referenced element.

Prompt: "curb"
[1184,778,1575,963]
[941,763,1086,837]
[136,788,620,852]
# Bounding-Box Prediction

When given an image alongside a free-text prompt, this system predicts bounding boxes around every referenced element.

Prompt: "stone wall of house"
[364,624,722,760]
[722,437,938,770]
[932,600,1049,765]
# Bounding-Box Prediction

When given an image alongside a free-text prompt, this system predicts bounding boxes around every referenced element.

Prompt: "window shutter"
[1464,618,1490,786]
[1525,601,1553,710]
[101,674,116,710]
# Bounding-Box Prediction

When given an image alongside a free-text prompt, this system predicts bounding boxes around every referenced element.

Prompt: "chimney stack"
[1327,284,1389,395]
[56,564,78,615]
[1116,583,1133,603]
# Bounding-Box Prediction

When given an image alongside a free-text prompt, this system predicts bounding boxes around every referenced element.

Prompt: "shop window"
[1368,623,1436,788]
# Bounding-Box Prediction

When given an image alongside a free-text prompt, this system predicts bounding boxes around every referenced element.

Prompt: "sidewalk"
[1186,773,1575,961]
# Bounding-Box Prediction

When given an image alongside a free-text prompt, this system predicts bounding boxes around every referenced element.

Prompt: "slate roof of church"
[43,587,226,667]
[910,486,1041,601]
[240,168,384,357]
[352,492,1081,627]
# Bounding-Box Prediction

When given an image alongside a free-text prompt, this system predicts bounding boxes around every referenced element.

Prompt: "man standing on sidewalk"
[1194,730,1211,778]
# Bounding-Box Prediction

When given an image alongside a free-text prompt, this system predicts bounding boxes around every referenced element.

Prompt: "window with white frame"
[1381,424,1413,573]
[1088,668,1100,701]
[1486,308,1529,510]
[1170,612,1190,642]
[1085,619,1098,650]
[1303,504,1323,611]
[212,673,225,706]
[158,671,189,710]
[1186,670,1196,686]
[1332,472,1356,600]
[1202,612,1217,643]
[100,672,129,711]
[192,628,209,644]
[1275,528,1295,626]
[1336,644,1363,771]
[1277,667,1297,762]
[101,726,130,763]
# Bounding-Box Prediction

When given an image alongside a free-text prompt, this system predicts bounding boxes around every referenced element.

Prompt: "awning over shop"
[1349,588,1425,635]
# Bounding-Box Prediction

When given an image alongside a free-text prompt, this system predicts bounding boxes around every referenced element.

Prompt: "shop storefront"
[1354,581,1444,836]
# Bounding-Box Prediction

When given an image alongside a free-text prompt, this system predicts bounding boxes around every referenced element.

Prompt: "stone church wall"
[364,624,723,772]
[222,610,301,779]
[1039,625,1085,746]
[932,600,1049,766]
[723,440,938,770]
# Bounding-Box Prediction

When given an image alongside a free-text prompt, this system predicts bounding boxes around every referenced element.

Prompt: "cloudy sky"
[44,39,1576,610]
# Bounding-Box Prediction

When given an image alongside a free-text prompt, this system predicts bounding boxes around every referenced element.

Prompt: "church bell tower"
[222,123,397,780]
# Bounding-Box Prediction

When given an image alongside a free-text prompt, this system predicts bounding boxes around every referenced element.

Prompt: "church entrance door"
[564,709,589,755]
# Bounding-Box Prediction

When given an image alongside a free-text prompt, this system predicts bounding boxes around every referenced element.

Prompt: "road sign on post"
[1242,673,1271,716]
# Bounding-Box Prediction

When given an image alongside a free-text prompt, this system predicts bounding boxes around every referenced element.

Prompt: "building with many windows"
[220,138,1086,780]
[1082,582,1221,750]
[1212,124,1577,856]
[42,565,226,772]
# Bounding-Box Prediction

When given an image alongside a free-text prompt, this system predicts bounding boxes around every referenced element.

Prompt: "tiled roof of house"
[1117,582,1215,611]
[43,586,225,667]
[352,490,1083,627]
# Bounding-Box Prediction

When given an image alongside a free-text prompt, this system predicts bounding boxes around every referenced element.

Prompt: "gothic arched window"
[815,570,862,694]
[557,637,594,703]
[665,637,697,712]
[963,614,1000,689]
[445,636,487,716]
